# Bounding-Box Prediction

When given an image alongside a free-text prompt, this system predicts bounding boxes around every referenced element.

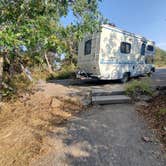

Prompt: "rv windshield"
[141,43,146,55]
[147,45,154,52]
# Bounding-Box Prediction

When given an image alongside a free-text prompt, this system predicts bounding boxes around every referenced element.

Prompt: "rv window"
[120,42,131,54]
[147,45,154,52]
[141,43,146,55]
[84,39,92,55]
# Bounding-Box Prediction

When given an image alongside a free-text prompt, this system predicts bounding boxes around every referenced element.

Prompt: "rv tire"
[121,73,129,83]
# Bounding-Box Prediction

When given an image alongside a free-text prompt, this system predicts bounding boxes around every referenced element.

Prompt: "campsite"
[0,1,166,165]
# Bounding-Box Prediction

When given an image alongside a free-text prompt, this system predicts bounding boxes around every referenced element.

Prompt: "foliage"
[0,0,103,58]
[125,79,153,97]
[0,0,104,96]
[155,48,166,67]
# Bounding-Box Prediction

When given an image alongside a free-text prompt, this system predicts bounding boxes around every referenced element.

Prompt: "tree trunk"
[0,56,4,100]
[44,51,53,73]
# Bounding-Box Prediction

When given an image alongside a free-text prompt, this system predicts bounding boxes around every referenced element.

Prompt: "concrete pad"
[92,95,131,104]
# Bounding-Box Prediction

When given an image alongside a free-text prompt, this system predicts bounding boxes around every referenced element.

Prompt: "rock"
[82,99,91,107]
[142,136,152,143]
[51,98,61,108]
[135,101,149,107]
[137,95,152,102]
[153,91,160,97]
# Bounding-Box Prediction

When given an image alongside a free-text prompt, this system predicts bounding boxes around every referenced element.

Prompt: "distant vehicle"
[77,24,155,83]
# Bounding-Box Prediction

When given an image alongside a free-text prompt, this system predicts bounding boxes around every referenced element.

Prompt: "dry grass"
[0,92,83,166]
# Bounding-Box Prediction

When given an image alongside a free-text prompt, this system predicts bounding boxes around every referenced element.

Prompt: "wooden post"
[0,56,3,100]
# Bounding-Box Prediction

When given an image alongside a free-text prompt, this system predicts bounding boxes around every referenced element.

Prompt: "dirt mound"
[0,83,83,166]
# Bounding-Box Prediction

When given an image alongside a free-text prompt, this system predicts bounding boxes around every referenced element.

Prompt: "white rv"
[77,24,155,82]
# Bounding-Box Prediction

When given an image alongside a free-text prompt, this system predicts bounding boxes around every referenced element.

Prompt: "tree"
[155,48,166,67]
[0,0,104,87]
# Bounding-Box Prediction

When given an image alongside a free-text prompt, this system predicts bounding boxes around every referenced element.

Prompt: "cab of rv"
[140,40,155,64]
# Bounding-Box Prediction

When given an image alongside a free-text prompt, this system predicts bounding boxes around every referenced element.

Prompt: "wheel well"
[122,72,130,78]
[121,72,130,83]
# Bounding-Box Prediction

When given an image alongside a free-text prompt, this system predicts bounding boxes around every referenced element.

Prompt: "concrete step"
[92,89,125,96]
[92,95,131,105]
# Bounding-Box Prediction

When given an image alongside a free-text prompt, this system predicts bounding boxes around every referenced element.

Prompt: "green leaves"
[0,26,23,51]
[0,0,103,63]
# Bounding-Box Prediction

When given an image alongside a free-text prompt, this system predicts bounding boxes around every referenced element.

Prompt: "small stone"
[82,99,91,107]
[139,95,152,102]
[163,126,166,131]
[153,91,160,97]
[142,136,151,143]
[135,101,149,107]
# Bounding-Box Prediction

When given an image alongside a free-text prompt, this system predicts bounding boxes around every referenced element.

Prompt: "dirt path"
[31,104,166,166]
[30,69,166,165]
[1,68,166,165]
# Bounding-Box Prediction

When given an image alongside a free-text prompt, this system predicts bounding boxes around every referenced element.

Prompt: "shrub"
[47,63,76,80]
[31,66,51,81]
[2,73,32,98]
[155,48,166,67]
[125,79,153,97]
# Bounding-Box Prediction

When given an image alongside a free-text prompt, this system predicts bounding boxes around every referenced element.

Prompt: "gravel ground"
[31,104,166,166]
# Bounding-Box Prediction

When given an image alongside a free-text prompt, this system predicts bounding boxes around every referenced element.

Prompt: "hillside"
[155,48,166,67]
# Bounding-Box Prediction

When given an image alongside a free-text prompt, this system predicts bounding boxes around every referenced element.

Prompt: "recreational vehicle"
[77,24,155,83]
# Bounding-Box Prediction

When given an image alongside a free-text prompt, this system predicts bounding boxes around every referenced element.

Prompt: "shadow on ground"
[47,78,121,87]
[31,104,166,166]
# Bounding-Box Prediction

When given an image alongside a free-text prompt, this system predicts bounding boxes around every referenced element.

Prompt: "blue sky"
[61,0,166,50]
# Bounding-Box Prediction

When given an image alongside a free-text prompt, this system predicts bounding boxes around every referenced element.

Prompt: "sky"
[61,0,166,50]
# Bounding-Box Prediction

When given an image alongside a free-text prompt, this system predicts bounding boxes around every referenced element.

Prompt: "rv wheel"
[121,73,129,83]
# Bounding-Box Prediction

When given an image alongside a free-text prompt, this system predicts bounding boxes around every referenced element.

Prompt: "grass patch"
[31,66,52,81]
[0,94,83,165]
[159,108,166,116]
[125,79,153,97]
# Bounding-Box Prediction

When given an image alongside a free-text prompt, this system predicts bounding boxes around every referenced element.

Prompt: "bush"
[2,73,32,98]
[155,48,166,67]
[31,66,51,81]
[125,79,153,97]
[47,63,76,80]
